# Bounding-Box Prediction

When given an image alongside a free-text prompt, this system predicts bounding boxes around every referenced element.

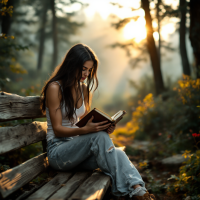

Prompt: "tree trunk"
[1,0,15,34]
[141,0,165,95]
[189,0,200,78]
[156,0,161,68]
[37,0,48,70]
[51,0,58,71]
[179,0,191,76]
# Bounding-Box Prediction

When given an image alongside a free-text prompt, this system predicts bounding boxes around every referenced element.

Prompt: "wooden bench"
[0,92,111,200]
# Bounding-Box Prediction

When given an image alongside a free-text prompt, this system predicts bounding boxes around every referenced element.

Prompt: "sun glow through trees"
[123,17,147,42]
[79,0,178,43]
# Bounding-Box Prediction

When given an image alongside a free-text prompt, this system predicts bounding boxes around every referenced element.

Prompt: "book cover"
[75,108,126,131]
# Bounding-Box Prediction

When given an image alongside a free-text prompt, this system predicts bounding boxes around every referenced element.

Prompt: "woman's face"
[80,60,94,82]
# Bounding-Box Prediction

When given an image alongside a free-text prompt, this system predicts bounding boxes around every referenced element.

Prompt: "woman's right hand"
[84,116,111,133]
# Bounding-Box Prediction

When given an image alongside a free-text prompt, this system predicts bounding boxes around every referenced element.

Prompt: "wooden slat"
[16,181,48,200]
[69,172,110,200]
[0,92,45,122]
[0,121,47,154]
[26,172,73,200]
[0,153,49,199]
[49,171,92,200]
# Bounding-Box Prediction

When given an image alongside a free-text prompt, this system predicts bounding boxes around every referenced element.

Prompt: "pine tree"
[189,0,200,78]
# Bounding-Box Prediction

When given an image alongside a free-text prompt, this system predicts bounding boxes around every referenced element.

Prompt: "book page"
[111,110,124,121]
[95,108,113,121]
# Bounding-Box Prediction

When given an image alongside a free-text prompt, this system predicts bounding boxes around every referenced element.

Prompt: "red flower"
[192,133,200,137]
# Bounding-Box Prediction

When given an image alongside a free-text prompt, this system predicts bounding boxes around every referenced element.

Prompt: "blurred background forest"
[0,0,200,199]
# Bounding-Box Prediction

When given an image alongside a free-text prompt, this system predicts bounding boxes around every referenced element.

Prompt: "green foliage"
[114,76,200,156]
[0,38,28,89]
[0,141,43,172]
[0,162,10,172]
[145,169,169,194]
[125,145,141,156]
[167,150,200,199]
[0,0,13,18]
[20,85,42,96]
[21,142,43,160]
[31,172,49,184]
[138,161,169,194]
[0,0,28,90]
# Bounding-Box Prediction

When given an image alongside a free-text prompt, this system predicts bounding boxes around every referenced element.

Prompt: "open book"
[75,108,126,129]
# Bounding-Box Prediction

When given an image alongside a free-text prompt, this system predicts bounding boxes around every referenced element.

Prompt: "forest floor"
[108,135,185,200]
[103,157,182,200]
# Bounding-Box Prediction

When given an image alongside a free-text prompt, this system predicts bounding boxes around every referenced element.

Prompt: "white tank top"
[46,81,86,142]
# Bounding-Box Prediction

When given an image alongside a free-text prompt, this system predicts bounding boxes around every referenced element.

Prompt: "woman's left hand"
[107,124,116,134]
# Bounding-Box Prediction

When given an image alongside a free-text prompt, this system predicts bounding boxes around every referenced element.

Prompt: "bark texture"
[189,0,200,78]
[179,0,191,76]
[70,172,110,200]
[156,0,161,68]
[26,172,73,200]
[0,121,47,154]
[49,172,91,200]
[141,0,165,95]
[0,92,45,122]
[0,153,49,198]
[51,0,58,71]
[37,0,48,70]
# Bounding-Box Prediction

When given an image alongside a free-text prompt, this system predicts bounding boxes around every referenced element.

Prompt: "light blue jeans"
[47,131,146,197]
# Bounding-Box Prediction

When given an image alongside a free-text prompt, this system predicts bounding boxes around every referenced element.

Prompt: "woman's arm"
[46,83,110,137]
[46,83,88,137]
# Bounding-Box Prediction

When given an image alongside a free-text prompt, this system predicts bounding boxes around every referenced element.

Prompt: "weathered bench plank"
[26,172,73,200]
[0,153,49,198]
[49,171,92,200]
[0,121,47,154]
[0,92,45,122]
[69,172,110,200]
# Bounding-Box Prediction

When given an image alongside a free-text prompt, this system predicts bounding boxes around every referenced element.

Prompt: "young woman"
[40,43,155,200]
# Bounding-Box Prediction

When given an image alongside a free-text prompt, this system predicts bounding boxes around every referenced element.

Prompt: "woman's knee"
[115,148,126,156]
[94,131,110,140]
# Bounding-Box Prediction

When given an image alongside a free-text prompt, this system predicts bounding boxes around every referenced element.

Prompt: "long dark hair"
[40,43,99,125]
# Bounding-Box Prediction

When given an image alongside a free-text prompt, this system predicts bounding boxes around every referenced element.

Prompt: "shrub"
[113,76,200,155]
[167,150,200,199]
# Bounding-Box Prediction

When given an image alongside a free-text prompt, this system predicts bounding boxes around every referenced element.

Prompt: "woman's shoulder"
[46,81,62,100]
[47,82,61,92]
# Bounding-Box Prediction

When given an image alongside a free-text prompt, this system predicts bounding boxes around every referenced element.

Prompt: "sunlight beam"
[123,17,146,42]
